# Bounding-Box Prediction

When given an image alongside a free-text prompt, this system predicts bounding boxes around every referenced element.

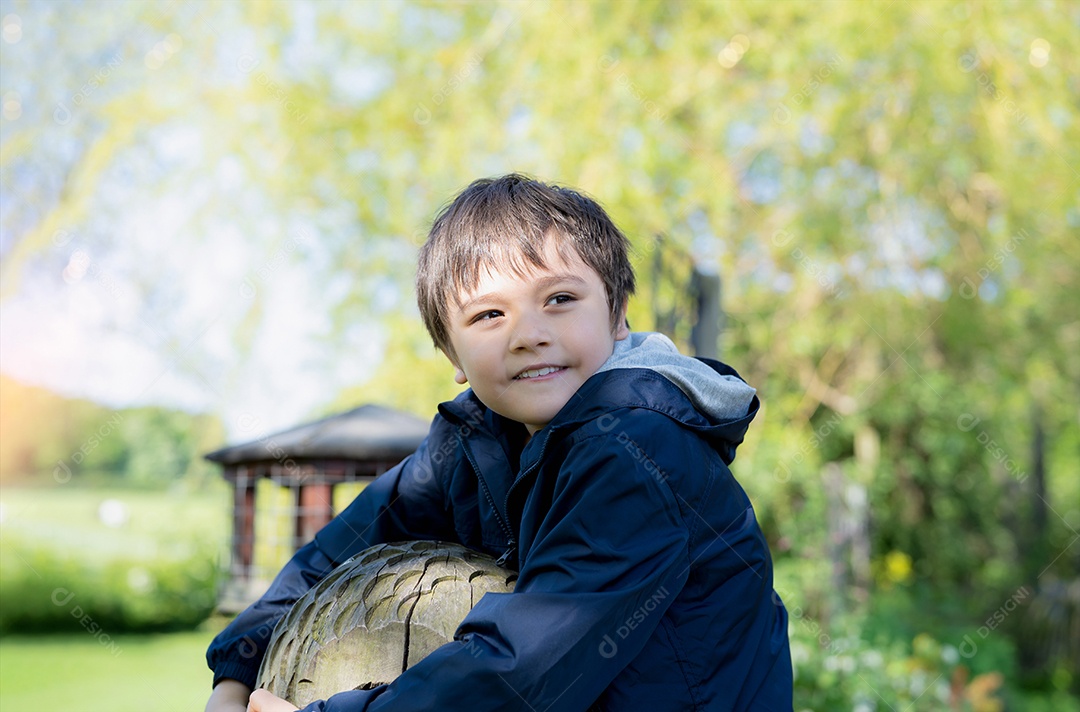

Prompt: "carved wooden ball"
[255,540,517,706]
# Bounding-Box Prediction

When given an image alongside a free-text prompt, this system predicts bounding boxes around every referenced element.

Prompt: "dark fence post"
[691,268,722,359]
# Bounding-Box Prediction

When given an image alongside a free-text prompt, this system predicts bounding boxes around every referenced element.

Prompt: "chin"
[498,406,547,426]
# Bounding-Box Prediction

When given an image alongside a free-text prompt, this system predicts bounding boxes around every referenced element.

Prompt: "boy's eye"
[547,294,575,306]
[470,310,503,323]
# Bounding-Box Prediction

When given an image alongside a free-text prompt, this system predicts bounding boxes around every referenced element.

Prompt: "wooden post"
[691,267,722,359]
[233,466,257,581]
[823,462,870,614]
[295,482,334,548]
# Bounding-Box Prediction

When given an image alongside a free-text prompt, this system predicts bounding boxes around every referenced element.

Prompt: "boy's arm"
[206,423,454,691]
[290,427,694,712]
[205,679,251,712]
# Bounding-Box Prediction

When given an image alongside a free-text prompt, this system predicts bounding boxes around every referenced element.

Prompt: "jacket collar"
[437,358,758,473]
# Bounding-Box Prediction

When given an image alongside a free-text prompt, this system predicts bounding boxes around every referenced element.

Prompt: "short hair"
[416,173,636,359]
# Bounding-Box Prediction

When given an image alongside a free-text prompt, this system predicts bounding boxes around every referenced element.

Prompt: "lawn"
[0,625,222,711]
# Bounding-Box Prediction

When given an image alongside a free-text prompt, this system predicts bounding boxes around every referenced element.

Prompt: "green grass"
[0,624,222,712]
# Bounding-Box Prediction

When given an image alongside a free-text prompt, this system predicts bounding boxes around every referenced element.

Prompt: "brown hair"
[416,174,636,359]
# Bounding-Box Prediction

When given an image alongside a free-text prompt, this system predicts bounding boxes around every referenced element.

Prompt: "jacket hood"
[595,332,757,423]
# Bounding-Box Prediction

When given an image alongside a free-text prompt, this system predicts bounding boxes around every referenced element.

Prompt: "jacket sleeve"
[206,421,454,690]
[296,429,692,712]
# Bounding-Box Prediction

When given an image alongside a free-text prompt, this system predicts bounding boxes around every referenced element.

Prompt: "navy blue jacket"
[207,353,792,710]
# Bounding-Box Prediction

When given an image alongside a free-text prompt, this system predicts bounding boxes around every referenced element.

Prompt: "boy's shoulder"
[554,356,759,468]
[570,357,755,426]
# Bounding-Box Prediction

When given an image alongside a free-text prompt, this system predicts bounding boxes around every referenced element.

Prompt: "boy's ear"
[440,348,469,385]
[614,301,630,341]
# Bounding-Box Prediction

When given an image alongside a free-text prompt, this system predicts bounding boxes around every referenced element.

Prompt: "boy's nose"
[509,311,552,351]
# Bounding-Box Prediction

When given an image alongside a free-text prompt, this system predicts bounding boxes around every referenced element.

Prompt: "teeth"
[516,366,562,380]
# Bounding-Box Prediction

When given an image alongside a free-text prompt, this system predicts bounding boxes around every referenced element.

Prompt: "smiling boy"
[207,174,793,712]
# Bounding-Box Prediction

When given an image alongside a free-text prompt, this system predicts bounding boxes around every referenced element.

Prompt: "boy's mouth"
[513,365,567,380]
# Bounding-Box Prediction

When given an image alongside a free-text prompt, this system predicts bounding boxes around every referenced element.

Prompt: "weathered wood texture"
[256,541,517,706]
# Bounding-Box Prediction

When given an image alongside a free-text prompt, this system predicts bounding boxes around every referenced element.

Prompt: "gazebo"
[204,404,430,610]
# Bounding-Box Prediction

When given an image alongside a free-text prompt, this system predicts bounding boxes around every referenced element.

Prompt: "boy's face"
[444,238,629,435]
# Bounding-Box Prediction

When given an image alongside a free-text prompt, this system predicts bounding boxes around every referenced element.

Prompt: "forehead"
[450,238,600,305]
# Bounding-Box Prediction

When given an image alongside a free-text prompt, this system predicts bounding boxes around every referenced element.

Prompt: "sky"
[0,0,397,440]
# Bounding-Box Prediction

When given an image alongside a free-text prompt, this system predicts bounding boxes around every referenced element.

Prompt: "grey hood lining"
[595,332,756,422]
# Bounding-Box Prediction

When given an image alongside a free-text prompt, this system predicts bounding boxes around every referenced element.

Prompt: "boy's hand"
[205,679,252,712]
[247,689,300,712]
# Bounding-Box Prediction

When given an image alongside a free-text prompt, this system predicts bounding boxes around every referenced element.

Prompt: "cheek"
[459,343,498,375]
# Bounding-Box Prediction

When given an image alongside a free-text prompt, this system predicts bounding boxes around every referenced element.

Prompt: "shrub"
[0,534,218,634]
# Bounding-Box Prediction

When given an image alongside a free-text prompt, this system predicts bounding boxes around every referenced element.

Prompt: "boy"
[206,174,793,711]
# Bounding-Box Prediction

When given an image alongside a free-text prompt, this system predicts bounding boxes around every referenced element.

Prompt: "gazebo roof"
[204,404,430,466]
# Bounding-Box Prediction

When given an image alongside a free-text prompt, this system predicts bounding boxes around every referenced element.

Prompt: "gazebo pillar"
[295,482,334,549]
[232,467,257,581]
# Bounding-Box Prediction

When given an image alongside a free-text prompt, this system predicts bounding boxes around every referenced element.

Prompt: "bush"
[0,534,218,634]
[791,624,1009,711]
[786,594,1080,711]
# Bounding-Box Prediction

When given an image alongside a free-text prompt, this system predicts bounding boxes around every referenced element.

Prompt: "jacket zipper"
[494,433,552,568]
[457,426,554,569]
[458,435,519,564]
[494,544,517,568]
